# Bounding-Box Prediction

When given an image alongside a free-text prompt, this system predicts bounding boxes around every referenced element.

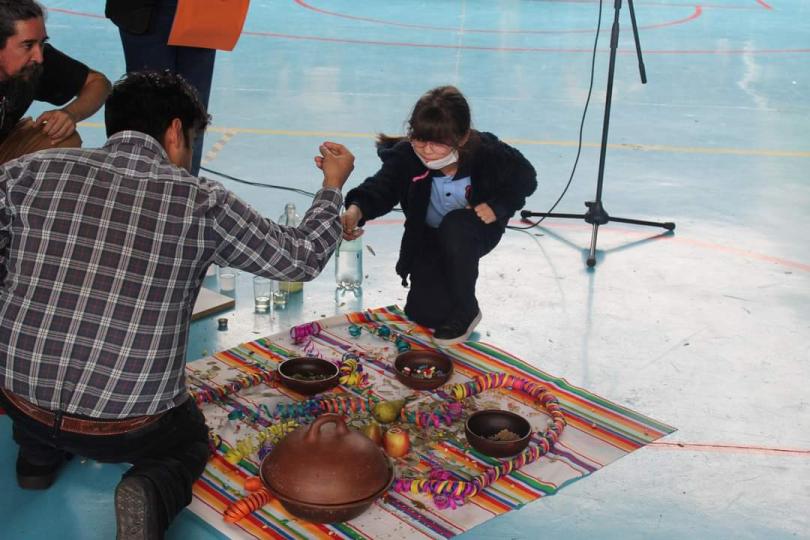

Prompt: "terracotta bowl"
[277,357,340,395]
[267,472,394,523]
[465,410,532,458]
[260,414,393,523]
[394,350,453,390]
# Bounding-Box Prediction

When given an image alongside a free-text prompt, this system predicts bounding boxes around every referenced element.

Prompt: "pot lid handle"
[304,413,349,444]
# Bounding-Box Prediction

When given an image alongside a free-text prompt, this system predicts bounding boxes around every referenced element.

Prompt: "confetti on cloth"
[188,306,675,539]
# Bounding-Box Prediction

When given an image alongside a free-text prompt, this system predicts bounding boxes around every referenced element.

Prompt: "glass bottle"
[278,203,303,293]
[335,237,363,290]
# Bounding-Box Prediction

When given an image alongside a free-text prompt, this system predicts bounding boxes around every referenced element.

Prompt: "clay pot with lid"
[260,414,393,523]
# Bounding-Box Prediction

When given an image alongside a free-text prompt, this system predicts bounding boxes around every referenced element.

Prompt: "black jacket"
[345,131,537,281]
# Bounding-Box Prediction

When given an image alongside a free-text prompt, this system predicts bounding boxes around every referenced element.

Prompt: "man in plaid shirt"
[0,71,354,539]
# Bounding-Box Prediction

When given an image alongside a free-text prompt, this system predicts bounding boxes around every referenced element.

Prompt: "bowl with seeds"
[465,409,532,457]
[278,357,340,395]
[394,350,453,391]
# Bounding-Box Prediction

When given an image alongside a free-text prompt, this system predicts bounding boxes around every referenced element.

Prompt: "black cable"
[507,0,604,231]
[200,166,318,197]
[200,165,407,213]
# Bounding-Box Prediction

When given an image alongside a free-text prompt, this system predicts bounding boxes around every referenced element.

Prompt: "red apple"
[383,426,410,458]
[361,421,383,445]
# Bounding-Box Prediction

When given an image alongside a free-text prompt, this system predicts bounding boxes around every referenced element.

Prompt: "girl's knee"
[437,209,475,244]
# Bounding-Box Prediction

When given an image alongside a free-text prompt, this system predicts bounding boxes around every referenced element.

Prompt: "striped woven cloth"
[188,306,675,539]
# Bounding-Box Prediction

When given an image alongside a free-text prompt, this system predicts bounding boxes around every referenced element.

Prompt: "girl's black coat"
[345,131,537,282]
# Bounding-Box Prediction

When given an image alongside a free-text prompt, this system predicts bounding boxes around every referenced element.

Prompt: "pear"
[372,399,405,424]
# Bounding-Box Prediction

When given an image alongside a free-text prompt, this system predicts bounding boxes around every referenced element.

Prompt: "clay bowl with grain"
[465,410,532,458]
[277,357,340,395]
[394,350,453,391]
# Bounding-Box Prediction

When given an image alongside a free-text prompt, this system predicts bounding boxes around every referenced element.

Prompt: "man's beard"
[0,62,44,133]
[0,62,44,110]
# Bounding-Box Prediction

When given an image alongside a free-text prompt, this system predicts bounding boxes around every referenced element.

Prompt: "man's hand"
[472,202,497,224]
[315,141,354,190]
[35,109,77,143]
[340,205,364,240]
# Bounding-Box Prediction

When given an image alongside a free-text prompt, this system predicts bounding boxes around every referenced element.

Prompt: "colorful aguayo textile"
[188,306,675,539]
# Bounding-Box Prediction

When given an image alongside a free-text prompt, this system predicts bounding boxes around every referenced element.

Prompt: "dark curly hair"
[105,71,211,146]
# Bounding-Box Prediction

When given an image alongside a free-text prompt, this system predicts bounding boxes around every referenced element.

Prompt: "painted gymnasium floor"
[1,0,809,538]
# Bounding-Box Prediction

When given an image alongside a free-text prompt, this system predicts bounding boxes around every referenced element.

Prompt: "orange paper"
[168,0,250,51]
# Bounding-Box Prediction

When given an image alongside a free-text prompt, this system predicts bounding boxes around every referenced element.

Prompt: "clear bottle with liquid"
[335,237,363,290]
[278,203,304,294]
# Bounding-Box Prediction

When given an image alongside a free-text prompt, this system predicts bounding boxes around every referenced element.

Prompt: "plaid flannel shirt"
[0,131,343,418]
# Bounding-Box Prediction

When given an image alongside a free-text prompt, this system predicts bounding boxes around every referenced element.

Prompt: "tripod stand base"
[517,0,670,268]
[520,201,675,267]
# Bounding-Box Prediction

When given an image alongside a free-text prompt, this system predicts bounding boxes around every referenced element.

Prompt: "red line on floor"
[649,1,761,8]
[47,7,104,19]
[645,6,703,30]
[239,30,810,56]
[49,6,800,57]
[650,441,809,456]
[674,236,810,272]
[294,0,702,35]
[361,218,810,272]
[754,0,774,10]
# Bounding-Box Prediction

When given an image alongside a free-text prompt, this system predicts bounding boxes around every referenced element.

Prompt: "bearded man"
[0,0,110,164]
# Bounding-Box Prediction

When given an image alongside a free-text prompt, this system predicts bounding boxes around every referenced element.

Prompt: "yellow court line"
[505,138,810,158]
[78,122,810,158]
[201,129,238,165]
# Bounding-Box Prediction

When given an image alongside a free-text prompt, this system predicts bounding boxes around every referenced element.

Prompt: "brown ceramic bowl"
[277,357,340,395]
[267,472,394,523]
[465,410,532,458]
[260,414,394,523]
[394,350,453,390]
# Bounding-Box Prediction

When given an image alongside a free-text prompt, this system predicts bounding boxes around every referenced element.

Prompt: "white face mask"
[417,149,459,170]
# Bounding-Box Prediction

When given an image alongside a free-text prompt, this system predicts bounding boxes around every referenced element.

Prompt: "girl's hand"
[473,202,497,224]
[340,204,364,240]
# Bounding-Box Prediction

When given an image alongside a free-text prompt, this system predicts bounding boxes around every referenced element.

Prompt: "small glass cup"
[271,280,288,309]
[219,266,237,292]
[253,276,272,313]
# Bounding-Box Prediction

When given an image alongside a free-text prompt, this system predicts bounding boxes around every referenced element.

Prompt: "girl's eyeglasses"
[409,139,453,154]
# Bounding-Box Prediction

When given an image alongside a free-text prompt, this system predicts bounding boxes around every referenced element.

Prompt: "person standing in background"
[105,0,216,176]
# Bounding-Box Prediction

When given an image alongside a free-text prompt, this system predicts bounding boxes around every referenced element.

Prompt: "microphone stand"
[521,0,674,267]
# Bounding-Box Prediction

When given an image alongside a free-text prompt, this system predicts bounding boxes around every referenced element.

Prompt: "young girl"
[342,86,537,345]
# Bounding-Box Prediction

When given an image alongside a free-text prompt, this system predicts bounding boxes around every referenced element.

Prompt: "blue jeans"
[117,0,216,176]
